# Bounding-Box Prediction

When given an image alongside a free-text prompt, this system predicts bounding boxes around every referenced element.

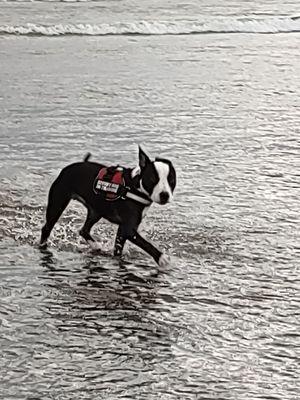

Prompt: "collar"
[125,169,152,205]
[125,190,152,205]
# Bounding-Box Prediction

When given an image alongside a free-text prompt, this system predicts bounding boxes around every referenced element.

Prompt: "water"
[0,1,299,399]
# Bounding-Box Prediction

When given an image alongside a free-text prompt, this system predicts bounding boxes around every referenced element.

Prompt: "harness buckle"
[118,185,130,200]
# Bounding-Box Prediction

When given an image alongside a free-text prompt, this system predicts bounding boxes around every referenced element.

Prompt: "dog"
[40,147,176,267]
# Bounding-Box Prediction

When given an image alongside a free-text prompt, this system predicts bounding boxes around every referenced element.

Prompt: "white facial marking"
[151,161,173,204]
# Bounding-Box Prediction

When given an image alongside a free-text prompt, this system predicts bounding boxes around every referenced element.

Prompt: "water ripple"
[1,24,300,400]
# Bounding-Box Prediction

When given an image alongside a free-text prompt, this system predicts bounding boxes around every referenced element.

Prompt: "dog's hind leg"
[79,208,101,249]
[40,181,71,248]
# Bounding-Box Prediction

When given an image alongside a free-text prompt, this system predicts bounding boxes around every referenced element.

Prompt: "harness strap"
[93,166,152,205]
[126,190,152,205]
[116,184,151,205]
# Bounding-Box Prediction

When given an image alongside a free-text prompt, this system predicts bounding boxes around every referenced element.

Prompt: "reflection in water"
[35,251,177,398]
[40,248,56,270]
[0,235,297,399]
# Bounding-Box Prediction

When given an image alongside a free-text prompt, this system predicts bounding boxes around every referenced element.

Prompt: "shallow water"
[1,1,300,399]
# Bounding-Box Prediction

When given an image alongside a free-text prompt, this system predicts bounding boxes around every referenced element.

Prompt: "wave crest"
[1,17,300,37]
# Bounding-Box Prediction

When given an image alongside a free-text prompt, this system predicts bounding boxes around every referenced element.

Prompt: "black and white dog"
[40,147,176,267]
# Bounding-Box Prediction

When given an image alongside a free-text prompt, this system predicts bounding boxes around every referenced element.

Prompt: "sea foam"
[1,17,300,36]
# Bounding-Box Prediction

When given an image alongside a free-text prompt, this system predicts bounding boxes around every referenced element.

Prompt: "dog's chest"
[105,208,123,225]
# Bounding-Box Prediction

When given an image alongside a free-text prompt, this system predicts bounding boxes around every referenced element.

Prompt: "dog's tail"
[83,153,91,162]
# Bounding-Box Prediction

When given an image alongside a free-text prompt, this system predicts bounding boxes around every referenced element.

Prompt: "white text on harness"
[96,180,119,193]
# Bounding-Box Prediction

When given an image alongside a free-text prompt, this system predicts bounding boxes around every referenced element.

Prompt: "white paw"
[39,241,47,249]
[158,253,171,268]
[88,241,102,251]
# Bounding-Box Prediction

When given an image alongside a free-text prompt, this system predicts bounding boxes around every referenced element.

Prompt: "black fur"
[40,147,176,266]
[83,153,91,162]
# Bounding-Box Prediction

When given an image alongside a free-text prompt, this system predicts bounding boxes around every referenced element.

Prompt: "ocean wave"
[1,17,300,37]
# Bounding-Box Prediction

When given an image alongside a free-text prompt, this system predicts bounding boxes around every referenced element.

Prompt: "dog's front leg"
[114,226,169,268]
[129,231,169,268]
[113,225,127,257]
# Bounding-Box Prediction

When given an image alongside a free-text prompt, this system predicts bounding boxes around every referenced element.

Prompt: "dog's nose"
[159,192,169,204]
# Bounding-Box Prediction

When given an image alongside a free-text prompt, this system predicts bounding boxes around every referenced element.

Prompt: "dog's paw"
[39,241,48,250]
[88,241,102,251]
[158,253,171,269]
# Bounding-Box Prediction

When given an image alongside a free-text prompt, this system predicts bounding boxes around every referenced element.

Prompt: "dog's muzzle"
[159,191,170,205]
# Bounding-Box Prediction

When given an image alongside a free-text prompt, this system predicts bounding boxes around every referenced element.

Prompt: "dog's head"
[137,146,176,205]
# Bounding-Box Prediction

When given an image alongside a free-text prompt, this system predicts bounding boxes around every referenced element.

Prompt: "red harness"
[93,166,125,201]
[93,165,152,205]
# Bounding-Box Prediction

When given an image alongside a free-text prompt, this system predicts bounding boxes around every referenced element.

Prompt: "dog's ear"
[155,157,168,163]
[138,146,151,169]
